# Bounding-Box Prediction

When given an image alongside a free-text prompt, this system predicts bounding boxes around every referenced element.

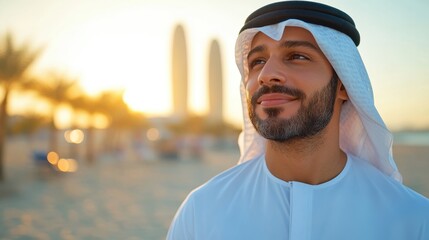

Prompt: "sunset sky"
[1,0,428,130]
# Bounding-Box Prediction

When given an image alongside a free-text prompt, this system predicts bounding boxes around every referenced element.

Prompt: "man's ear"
[337,80,349,101]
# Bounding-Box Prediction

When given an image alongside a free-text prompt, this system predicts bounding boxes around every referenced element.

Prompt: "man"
[167,1,429,239]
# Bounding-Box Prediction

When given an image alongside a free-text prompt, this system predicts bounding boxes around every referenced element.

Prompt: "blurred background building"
[171,24,189,122]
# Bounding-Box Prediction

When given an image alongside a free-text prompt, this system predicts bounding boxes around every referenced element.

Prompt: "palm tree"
[96,90,127,153]
[96,90,146,154]
[69,93,102,164]
[0,32,42,180]
[33,72,80,155]
[72,90,147,163]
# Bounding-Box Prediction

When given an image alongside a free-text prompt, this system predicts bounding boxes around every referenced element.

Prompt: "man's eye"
[289,54,309,60]
[249,59,265,69]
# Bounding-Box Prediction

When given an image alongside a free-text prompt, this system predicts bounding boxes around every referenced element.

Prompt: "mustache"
[250,85,305,106]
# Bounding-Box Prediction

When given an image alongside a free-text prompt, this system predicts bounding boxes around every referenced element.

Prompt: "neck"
[265,124,346,185]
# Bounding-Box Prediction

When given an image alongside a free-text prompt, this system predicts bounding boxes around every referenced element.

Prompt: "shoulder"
[190,156,263,200]
[348,155,429,218]
[175,156,264,206]
[167,157,264,239]
[173,156,265,216]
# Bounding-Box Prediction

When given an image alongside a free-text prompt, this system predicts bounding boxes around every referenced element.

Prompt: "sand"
[0,137,427,239]
[392,144,429,197]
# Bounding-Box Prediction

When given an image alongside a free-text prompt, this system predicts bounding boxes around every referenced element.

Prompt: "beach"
[393,144,429,197]
[0,136,428,239]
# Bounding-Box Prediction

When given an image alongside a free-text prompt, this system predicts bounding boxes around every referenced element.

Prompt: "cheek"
[304,64,333,86]
[296,72,329,93]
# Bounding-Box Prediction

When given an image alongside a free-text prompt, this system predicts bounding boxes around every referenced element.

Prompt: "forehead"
[250,26,319,48]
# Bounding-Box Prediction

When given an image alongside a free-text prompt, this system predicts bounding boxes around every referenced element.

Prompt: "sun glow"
[35,4,176,117]
[123,86,172,115]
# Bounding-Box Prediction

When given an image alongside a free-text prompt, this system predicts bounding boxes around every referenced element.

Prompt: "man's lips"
[257,93,297,107]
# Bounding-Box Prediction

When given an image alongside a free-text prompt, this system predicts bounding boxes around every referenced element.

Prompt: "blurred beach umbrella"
[0,32,42,180]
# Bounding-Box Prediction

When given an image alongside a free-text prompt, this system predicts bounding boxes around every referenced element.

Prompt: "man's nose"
[258,58,286,86]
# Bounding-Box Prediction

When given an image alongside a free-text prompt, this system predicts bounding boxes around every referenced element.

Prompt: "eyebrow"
[282,40,320,51]
[247,40,322,60]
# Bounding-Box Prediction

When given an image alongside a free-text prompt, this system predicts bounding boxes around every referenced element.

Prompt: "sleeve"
[166,194,196,240]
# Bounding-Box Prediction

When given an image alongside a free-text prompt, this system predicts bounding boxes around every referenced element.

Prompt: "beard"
[248,75,339,143]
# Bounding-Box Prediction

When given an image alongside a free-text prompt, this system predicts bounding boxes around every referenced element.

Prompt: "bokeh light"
[57,158,78,173]
[47,151,59,165]
[64,129,85,144]
[146,128,160,141]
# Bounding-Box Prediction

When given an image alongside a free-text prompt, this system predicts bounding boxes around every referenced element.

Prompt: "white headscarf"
[235,19,402,182]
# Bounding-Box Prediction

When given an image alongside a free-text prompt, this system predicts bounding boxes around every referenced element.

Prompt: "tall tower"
[207,39,223,125]
[171,24,188,121]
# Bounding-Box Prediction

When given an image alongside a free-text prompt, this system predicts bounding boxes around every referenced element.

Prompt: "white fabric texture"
[235,19,402,182]
[167,154,429,240]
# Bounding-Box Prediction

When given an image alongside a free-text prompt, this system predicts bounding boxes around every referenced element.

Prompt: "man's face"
[245,27,339,142]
